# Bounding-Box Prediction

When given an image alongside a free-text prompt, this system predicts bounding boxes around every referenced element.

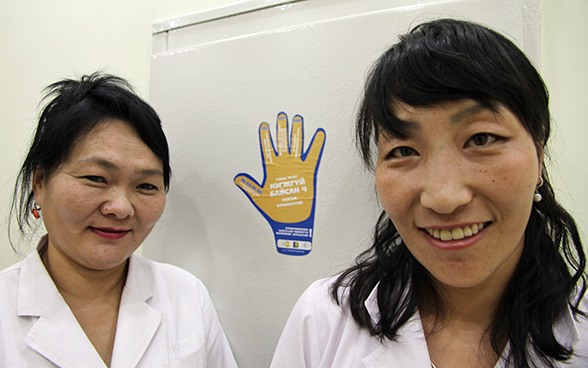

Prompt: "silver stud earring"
[534,176,544,202]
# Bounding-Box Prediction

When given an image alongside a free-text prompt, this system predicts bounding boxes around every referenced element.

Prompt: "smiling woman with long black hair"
[271,19,588,368]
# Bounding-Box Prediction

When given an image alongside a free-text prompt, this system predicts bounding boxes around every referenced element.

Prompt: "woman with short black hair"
[1,73,238,368]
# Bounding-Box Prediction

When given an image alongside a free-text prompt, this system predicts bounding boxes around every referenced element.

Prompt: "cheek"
[39,183,96,240]
[48,183,94,219]
[375,170,411,219]
[489,152,538,204]
[477,152,538,239]
[137,195,166,227]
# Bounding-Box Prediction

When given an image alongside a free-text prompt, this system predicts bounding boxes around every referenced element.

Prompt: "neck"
[40,243,127,302]
[419,273,511,360]
[420,281,508,368]
[426,282,503,327]
[420,246,521,330]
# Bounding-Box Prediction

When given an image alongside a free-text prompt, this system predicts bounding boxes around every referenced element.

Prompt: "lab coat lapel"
[359,283,582,368]
[23,296,107,368]
[110,256,162,368]
[361,283,433,368]
[18,246,106,368]
[361,318,432,368]
[554,306,580,347]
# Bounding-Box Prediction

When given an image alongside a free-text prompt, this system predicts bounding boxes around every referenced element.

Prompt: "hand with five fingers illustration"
[234,112,326,254]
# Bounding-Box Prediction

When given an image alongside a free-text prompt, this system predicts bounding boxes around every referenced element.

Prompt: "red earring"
[32,203,41,219]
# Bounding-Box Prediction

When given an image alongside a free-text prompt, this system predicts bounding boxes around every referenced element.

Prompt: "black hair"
[10,72,171,240]
[333,19,586,368]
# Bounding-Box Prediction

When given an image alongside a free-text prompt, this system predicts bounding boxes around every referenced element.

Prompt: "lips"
[90,227,130,240]
[424,222,487,241]
[420,222,490,252]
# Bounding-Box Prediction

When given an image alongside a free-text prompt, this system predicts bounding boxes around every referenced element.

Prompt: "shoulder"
[124,257,237,367]
[295,277,346,317]
[285,276,365,344]
[0,237,49,287]
[271,277,384,368]
[130,255,205,287]
[0,259,26,310]
[570,309,588,367]
[0,259,25,279]
[578,293,588,312]
[279,276,348,331]
[0,252,34,291]
[127,255,212,307]
[574,296,588,334]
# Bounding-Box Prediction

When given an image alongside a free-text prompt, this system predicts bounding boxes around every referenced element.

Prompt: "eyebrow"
[79,157,164,177]
[388,101,493,136]
[449,102,488,124]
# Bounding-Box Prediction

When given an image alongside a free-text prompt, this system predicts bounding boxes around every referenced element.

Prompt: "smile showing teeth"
[426,223,485,241]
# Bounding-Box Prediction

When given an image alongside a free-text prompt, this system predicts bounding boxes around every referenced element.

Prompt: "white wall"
[0,0,586,366]
[541,1,588,230]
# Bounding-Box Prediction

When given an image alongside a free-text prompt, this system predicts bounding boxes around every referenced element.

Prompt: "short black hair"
[11,72,171,236]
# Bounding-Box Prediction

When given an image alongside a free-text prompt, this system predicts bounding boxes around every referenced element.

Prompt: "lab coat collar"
[17,237,163,368]
[110,255,163,368]
[362,282,431,367]
[364,282,380,326]
[361,282,582,367]
[123,254,155,301]
[16,237,157,317]
[17,236,58,317]
[18,236,107,367]
[554,303,581,348]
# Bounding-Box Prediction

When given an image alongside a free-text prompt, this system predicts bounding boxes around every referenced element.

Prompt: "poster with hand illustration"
[234,112,326,255]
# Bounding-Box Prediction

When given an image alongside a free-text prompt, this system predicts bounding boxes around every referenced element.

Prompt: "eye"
[388,146,417,158]
[465,133,499,148]
[83,176,106,183]
[138,183,159,191]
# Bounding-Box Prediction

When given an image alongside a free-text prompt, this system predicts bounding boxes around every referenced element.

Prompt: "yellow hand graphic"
[234,112,325,224]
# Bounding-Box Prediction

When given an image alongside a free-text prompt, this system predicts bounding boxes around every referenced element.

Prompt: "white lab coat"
[0,238,238,368]
[270,277,588,368]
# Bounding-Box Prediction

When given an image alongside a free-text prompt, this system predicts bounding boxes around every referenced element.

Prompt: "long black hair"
[10,72,171,245]
[332,19,586,368]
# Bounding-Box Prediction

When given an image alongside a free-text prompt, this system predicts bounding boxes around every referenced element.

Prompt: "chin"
[83,252,132,271]
[431,270,492,290]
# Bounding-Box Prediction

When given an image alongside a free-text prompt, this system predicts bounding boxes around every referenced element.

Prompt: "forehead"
[389,99,491,122]
[67,119,159,165]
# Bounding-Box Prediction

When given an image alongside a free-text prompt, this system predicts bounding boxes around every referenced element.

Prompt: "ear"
[32,166,46,207]
[536,145,545,182]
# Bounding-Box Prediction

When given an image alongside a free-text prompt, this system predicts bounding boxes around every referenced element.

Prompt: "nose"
[101,188,134,219]
[419,153,473,214]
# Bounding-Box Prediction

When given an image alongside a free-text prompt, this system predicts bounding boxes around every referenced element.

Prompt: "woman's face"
[376,99,542,292]
[34,119,166,272]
